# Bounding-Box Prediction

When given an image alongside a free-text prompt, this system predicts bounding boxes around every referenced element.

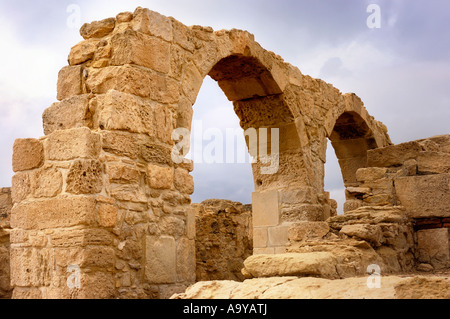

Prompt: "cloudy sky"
[0,1,449,212]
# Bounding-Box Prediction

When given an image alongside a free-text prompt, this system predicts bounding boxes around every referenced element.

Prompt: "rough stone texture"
[42,95,91,135]
[0,188,12,298]
[173,275,450,299]
[194,200,252,282]
[12,139,44,172]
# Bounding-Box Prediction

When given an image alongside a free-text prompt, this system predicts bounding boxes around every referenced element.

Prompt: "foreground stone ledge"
[172,275,450,299]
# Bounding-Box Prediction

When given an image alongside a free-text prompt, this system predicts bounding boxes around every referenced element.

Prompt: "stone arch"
[9,7,393,299]
[324,93,392,212]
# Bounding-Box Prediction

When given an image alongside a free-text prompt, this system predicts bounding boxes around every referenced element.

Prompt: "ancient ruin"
[0,8,448,299]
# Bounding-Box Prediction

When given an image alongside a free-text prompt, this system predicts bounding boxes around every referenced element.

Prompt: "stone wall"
[0,188,12,299]
[194,200,252,282]
[343,135,450,270]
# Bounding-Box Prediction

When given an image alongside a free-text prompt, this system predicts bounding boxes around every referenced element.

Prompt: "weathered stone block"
[356,167,388,182]
[93,90,155,136]
[170,17,195,52]
[80,17,115,39]
[145,236,177,284]
[288,221,330,241]
[253,227,268,248]
[395,174,450,218]
[86,65,180,103]
[66,159,103,194]
[111,29,170,73]
[57,65,83,101]
[279,187,316,205]
[416,228,449,269]
[49,228,114,247]
[340,224,383,246]
[10,247,53,287]
[110,183,147,203]
[252,191,279,227]
[132,7,173,42]
[267,225,289,247]
[107,163,140,184]
[281,204,324,222]
[42,95,91,135]
[10,197,97,230]
[174,168,194,195]
[45,127,101,161]
[416,151,450,174]
[176,237,196,283]
[31,167,63,198]
[12,138,44,172]
[367,141,422,168]
[68,39,99,65]
[181,62,203,103]
[11,172,31,204]
[148,164,173,189]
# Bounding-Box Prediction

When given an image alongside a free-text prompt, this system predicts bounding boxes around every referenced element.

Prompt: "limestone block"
[340,224,383,246]
[252,191,279,227]
[253,227,268,248]
[93,90,155,136]
[356,167,388,182]
[147,164,173,189]
[176,97,193,130]
[338,156,367,186]
[181,62,204,104]
[97,203,117,228]
[243,252,339,279]
[132,7,173,42]
[45,127,101,161]
[160,216,185,237]
[57,65,83,101]
[42,95,91,135]
[279,187,317,205]
[170,18,195,52]
[176,237,196,283]
[288,221,330,241]
[12,138,44,172]
[110,29,170,73]
[186,206,196,240]
[110,184,147,203]
[31,167,63,198]
[107,163,140,184]
[174,168,194,195]
[10,197,97,230]
[367,141,422,168]
[416,228,449,269]
[86,65,180,103]
[66,159,103,194]
[80,17,115,39]
[145,236,177,284]
[281,204,324,222]
[395,174,450,218]
[68,39,99,65]
[154,103,174,144]
[49,228,114,247]
[416,151,450,174]
[11,172,31,204]
[10,247,54,287]
[267,225,290,246]
[77,272,116,299]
